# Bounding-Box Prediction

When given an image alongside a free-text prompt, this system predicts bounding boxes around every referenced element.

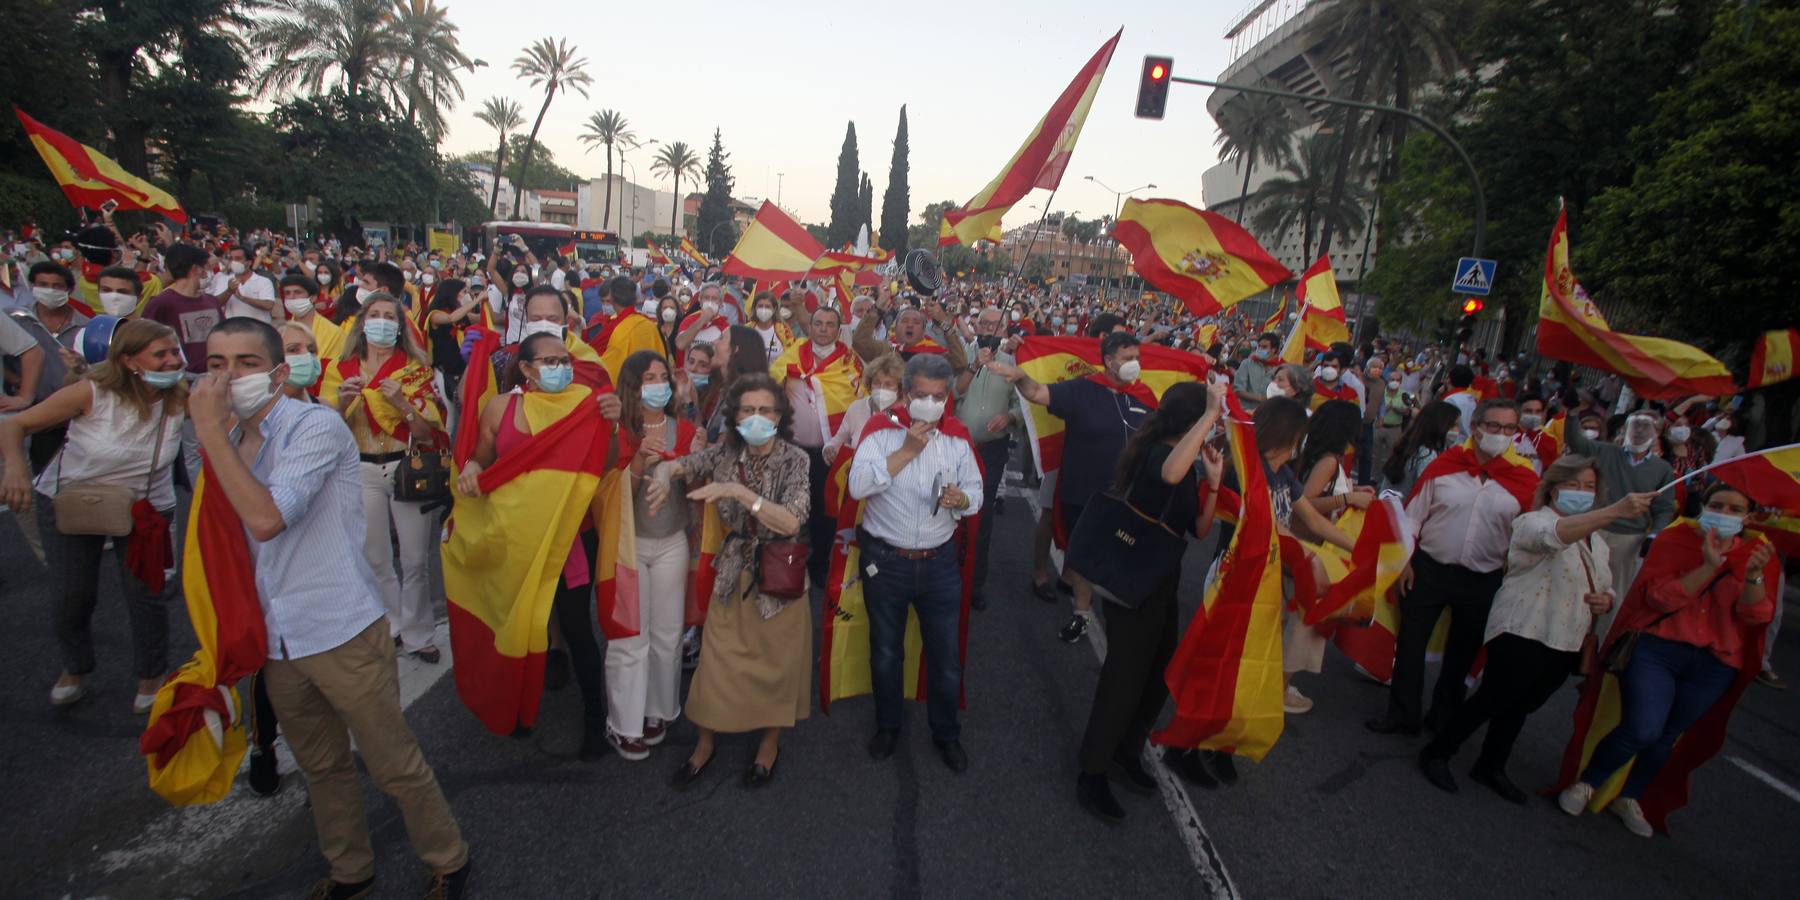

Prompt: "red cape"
[1407,442,1537,512]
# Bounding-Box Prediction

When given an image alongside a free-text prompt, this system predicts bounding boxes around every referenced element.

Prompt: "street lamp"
[1084,176,1155,300]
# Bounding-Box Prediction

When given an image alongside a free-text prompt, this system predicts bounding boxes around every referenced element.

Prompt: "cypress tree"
[878,105,910,256]
[827,121,860,248]
[696,128,737,257]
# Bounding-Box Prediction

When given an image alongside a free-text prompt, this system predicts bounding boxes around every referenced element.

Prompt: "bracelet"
[1745,575,1765,585]
[750,496,764,515]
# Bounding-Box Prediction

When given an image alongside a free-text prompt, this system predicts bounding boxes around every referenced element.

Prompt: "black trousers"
[971,438,1011,603]
[250,669,279,752]
[1385,552,1502,728]
[1077,573,1179,775]
[1423,633,1577,769]
[803,445,833,584]
[552,528,607,732]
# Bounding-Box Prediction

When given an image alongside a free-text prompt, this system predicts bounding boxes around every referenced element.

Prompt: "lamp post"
[777,172,785,209]
[1084,176,1154,302]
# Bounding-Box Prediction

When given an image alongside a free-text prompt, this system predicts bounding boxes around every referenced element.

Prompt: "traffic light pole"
[1167,75,1486,261]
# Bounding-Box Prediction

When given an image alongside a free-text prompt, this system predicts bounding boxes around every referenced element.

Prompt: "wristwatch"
[1745,574,1765,585]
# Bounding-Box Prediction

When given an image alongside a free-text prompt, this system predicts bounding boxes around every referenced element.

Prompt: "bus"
[481,221,623,267]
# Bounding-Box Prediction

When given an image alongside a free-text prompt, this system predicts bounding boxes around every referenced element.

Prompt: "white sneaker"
[1609,797,1653,837]
[1283,685,1314,714]
[49,680,86,706]
[1557,781,1594,816]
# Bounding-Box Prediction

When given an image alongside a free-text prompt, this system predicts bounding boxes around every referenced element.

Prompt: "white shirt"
[36,381,185,509]
[1405,469,1521,574]
[827,398,881,458]
[1444,391,1477,434]
[849,419,984,550]
[1484,508,1614,652]
[223,272,276,323]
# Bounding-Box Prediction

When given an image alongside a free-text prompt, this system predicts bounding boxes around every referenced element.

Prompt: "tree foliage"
[696,129,739,258]
[879,106,910,256]
[827,122,861,248]
[271,90,451,241]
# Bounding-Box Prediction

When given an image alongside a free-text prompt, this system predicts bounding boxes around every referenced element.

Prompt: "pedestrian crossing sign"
[1452,257,1496,296]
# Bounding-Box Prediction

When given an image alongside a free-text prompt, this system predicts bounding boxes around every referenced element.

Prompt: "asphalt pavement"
[2,478,1797,899]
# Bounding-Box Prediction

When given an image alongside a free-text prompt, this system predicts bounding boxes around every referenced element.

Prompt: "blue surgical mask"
[1553,489,1594,515]
[363,317,400,347]
[1253,347,1273,361]
[535,363,574,393]
[1698,510,1743,539]
[736,413,777,446]
[285,353,321,388]
[140,368,183,390]
[690,373,710,389]
[640,382,673,408]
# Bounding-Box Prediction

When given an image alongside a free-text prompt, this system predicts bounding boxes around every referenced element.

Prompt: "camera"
[976,335,1002,352]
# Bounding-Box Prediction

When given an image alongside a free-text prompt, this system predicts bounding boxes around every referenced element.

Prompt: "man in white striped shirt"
[193,318,470,900]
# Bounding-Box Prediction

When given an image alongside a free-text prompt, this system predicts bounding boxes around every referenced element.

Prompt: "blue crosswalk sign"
[1452,257,1496,296]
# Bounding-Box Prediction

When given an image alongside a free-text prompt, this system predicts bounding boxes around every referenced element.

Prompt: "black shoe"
[971,594,988,611]
[1423,707,1449,735]
[1204,750,1239,785]
[934,739,969,773]
[1364,715,1421,736]
[248,747,281,797]
[1110,751,1157,795]
[867,729,899,761]
[510,724,533,740]
[424,861,470,900]
[1031,580,1058,603]
[1166,748,1219,788]
[994,496,1006,516]
[670,753,712,791]
[543,649,570,690]
[1058,613,1089,643]
[306,875,374,900]
[1418,752,1458,793]
[578,726,609,762]
[744,757,778,788]
[1470,764,1527,805]
[1076,772,1125,824]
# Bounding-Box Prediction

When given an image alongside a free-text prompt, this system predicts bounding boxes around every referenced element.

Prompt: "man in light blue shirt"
[193,318,470,900]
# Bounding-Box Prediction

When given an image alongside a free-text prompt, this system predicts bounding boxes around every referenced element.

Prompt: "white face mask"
[1520,413,1543,430]
[1319,365,1340,381]
[1477,430,1512,457]
[1669,425,1691,443]
[778,307,793,321]
[316,272,333,286]
[33,286,70,309]
[229,369,281,420]
[908,395,946,423]
[522,319,564,340]
[284,296,314,317]
[871,387,898,409]
[701,300,719,316]
[1583,428,1601,440]
[755,306,774,323]
[420,273,435,286]
[1264,381,1288,399]
[229,261,247,276]
[1116,359,1142,383]
[512,272,530,288]
[661,307,678,323]
[98,291,138,317]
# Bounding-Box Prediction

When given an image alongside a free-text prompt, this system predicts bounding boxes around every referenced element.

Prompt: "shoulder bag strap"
[142,403,169,496]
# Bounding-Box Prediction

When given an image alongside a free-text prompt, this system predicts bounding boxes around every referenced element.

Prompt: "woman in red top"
[1557,483,1776,836]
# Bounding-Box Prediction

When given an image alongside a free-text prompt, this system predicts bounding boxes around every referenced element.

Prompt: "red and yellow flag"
[443,387,623,734]
[15,107,187,221]
[1748,328,1798,390]
[1153,408,1286,761]
[1280,255,1350,364]
[770,340,865,446]
[1537,205,1736,400]
[1701,442,1800,515]
[644,238,672,266]
[1113,198,1293,317]
[939,29,1121,247]
[679,236,713,267]
[1013,336,1211,481]
[139,462,267,805]
[1260,293,1288,334]
[589,308,667,383]
[318,354,444,442]
[723,201,827,281]
[1294,498,1413,626]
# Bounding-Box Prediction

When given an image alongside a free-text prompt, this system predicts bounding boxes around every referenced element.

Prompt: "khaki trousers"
[263,618,467,883]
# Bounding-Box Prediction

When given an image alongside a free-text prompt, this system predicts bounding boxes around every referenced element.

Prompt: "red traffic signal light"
[1461,296,1484,315]
[1136,56,1174,120]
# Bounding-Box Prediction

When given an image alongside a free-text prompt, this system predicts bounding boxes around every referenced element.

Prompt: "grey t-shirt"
[634,416,690,538]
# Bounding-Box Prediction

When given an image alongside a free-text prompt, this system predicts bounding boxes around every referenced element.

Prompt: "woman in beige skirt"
[646,373,812,788]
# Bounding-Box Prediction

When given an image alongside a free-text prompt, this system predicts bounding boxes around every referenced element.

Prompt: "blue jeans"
[1581,633,1737,798]
[862,538,964,742]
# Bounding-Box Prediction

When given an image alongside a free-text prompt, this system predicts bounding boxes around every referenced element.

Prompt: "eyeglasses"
[530,355,573,367]
[1475,420,1519,435]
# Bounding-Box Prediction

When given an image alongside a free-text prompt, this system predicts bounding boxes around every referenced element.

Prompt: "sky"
[432,0,1239,229]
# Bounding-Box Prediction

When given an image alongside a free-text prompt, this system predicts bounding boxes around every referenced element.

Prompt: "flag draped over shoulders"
[140,462,267,805]
[318,353,444,442]
[1408,440,1538,512]
[590,308,666,383]
[771,339,864,445]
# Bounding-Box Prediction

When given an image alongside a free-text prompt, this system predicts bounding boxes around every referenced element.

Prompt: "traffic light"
[1136,56,1173,120]
[1461,296,1484,315]
[1454,295,1482,345]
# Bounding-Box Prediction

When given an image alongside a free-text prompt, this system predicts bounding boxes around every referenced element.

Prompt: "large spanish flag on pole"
[679,237,713,267]
[1279,255,1350,364]
[1748,328,1798,390]
[938,29,1122,247]
[443,387,621,734]
[1113,198,1293,317]
[723,201,827,281]
[1667,442,1800,515]
[644,238,672,266]
[1537,204,1736,400]
[15,107,187,222]
[139,463,267,805]
[1153,407,1286,761]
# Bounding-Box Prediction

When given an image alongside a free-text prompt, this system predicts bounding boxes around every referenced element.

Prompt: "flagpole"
[1655,441,1799,494]
[1011,187,1060,287]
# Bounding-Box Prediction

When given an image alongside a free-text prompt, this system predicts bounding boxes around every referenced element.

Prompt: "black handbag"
[1063,466,1187,610]
[393,438,452,503]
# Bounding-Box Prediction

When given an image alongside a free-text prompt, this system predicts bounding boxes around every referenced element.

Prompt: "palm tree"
[1213,91,1294,223]
[389,0,476,143]
[1250,132,1368,263]
[510,37,592,215]
[474,97,523,215]
[650,142,701,237]
[251,0,401,98]
[578,110,637,231]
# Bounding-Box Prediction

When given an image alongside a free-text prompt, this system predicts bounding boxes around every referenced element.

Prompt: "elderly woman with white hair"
[1561,410,1678,635]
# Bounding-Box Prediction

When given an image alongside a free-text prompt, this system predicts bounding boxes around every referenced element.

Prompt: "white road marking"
[93,621,454,880]
[1023,482,1238,898]
[1728,755,1800,805]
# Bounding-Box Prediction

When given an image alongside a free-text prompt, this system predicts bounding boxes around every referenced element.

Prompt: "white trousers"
[359,459,437,651]
[1595,531,1646,638]
[605,531,690,738]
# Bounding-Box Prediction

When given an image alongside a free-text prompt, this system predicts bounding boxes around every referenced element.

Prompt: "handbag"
[393,436,452,503]
[53,405,167,537]
[738,460,808,600]
[1063,461,1188,610]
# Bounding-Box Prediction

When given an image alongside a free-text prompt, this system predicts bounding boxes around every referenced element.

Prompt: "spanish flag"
[1113,198,1292,317]
[1280,256,1350,364]
[687,503,726,627]
[1013,336,1211,481]
[723,201,826,281]
[1260,293,1288,334]
[1748,510,1800,557]
[317,353,444,441]
[644,238,672,266]
[1748,328,1798,390]
[1153,408,1285,761]
[679,236,713,267]
[1294,498,1413,626]
[939,29,1121,247]
[1554,519,1777,833]
[770,340,865,447]
[1537,204,1736,400]
[15,107,187,222]
[139,462,266,805]
[1693,442,1800,514]
[589,307,667,383]
[442,387,623,733]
